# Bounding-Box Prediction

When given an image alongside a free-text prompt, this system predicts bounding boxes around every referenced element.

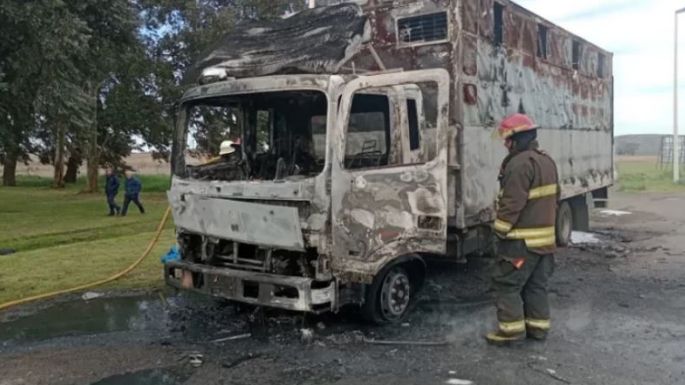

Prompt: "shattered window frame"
[572,40,582,71]
[340,80,441,171]
[493,2,505,46]
[172,88,332,180]
[407,98,420,151]
[395,10,450,49]
[537,23,549,60]
[597,53,606,78]
[342,93,394,170]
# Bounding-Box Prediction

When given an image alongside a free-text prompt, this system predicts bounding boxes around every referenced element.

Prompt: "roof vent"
[397,11,448,46]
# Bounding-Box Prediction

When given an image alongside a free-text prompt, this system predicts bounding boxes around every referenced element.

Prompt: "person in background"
[105,168,121,216]
[121,170,145,216]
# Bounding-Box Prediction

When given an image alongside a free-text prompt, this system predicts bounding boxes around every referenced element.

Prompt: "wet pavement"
[1,192,684,385]
[0,295,167,343]
[90,367,193,385]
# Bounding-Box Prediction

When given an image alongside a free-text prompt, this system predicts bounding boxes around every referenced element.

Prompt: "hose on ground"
[0,206,172,312]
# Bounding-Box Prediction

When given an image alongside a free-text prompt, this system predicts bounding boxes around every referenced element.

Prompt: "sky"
[516,0,685,136]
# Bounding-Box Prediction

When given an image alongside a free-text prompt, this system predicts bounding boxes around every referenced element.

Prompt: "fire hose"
[0,207,172,312]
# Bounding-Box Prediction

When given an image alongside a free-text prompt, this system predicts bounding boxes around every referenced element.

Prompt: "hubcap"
[380,268,411,320]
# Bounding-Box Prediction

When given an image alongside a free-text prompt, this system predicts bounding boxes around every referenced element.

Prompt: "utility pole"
[674,7,685,183]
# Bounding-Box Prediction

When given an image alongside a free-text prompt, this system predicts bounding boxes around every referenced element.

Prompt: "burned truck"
[165,0,613,323]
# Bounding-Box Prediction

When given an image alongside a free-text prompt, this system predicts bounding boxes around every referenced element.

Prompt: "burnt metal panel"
[194,4,370,79]
[330,69,450,279]
[168,192,306,251]
[165,261,335,312]
[458,0,613,226]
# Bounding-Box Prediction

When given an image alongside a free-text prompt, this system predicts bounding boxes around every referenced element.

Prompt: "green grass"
[0,181,176,304]
[616,158,685,192]
[14,174,172,193]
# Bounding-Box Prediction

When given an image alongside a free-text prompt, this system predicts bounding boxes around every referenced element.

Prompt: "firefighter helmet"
[219,140,237,155]
[497,114,539,139]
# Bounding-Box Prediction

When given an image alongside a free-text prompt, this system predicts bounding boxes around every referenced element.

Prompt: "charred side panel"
[460,0,613,226]
[342,1,454,75]
[333,165,448,278]
[194,4,370,80]
[330,70,450,282]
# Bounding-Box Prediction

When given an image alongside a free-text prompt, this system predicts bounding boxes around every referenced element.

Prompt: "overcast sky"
[516,0,685,136]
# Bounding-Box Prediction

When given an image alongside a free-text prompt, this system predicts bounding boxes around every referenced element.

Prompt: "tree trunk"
[86,147,99,192]
[2,150,17,187]
[53,125,66,188]
[64,152,81,183]
[84,81,100,193]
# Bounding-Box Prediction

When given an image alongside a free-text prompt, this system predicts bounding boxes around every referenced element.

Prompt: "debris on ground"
[211,333,251,343]
[570,230,632,258]
[529,355,548,362]
[599,209,632,217]
[584,244,630,259]
[526,362,571,384]
[81,292,104,301]
[180,351,204,368]
[316,322,326,330]
[570,231,601,245]
[445,379,474,385]
[325,330,364,345]
[222,352,263,369]
[363,337,449,347]
[300,328,314,344]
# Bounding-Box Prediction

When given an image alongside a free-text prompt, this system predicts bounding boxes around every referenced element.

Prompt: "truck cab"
[166,70,451,322]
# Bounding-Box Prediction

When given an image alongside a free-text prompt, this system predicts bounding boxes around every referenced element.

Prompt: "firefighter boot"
[525,319,550,341]
[485,320,526,346]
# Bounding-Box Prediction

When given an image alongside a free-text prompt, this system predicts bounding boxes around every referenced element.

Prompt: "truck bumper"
[165,261,336,313]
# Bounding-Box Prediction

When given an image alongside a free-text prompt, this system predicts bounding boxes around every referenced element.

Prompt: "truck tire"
[556,201,573,247]
[361,260,424,324]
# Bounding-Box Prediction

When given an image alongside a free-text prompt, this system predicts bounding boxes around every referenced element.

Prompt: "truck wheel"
[556,201,573,247]
[362,264,417,324]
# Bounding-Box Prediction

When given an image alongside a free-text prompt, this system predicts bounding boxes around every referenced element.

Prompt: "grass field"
[0,175,175,304]
[616,156,685,192]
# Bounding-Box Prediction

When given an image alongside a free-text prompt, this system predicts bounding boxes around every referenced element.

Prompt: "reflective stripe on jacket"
[494,140,560,255]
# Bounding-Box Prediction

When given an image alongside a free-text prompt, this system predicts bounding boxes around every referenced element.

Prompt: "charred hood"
[193,4,370,80]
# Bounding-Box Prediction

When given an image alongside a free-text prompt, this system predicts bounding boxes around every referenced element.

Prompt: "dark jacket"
[494,140,560,255]
[125,176,142,196]
[105,174,120,196]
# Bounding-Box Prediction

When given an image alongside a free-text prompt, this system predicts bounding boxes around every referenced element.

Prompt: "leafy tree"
[0,0,89,186]
[1,0,306,188]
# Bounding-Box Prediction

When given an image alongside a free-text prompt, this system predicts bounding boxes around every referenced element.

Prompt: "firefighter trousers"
[492,240,555,327]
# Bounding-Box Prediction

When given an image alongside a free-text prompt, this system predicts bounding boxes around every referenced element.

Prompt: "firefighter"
[217,138,241,162]
[486,113,560,345]
[189,138,245,181]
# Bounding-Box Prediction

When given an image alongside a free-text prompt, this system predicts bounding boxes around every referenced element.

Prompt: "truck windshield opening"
[175,90,328,182]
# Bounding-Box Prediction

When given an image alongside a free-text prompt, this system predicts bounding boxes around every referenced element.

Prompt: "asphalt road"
[0,191,684,385]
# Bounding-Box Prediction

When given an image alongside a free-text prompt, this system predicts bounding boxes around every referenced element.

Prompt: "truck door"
[330,69,450,277]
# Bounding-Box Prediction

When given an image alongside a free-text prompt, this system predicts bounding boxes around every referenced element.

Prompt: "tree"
[0,0,91,186]
[1,0,305,188]
[138,0,305,156]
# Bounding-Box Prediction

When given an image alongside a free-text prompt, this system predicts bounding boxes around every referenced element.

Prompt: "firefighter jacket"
[494,140,560,255]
